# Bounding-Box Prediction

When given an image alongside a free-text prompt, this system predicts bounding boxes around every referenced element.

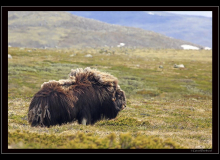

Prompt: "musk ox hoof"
[28,67,126,127]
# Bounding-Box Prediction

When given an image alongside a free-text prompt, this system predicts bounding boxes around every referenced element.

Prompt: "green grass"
[8,130,183,149]
[8,47,212,149]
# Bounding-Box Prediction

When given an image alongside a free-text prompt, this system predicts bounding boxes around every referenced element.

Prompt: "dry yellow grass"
[130,48,212,62]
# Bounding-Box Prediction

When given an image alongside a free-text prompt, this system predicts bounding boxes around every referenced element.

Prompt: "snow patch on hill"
[204,47,211,50]
[181,44,200,50]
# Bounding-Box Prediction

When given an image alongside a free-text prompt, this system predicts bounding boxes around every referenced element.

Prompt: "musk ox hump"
[83,67,119,87]
[41,78,76,89]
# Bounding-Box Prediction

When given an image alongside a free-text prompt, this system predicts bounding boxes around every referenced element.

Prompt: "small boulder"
[8,54,12,59]
[174,64,185,68]
[70,54,76,57]
[84,54,93,58]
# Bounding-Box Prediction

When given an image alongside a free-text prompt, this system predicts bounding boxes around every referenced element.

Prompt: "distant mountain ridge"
[8,11,203,49]
[68,11,212,48]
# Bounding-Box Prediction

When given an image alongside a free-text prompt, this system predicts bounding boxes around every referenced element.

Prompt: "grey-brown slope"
[8,11,202,49]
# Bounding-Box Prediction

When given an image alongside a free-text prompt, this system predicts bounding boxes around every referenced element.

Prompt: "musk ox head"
[28,67,126,127]
[113,87,126,110]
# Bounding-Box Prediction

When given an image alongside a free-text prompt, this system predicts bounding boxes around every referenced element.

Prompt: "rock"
[70,54,76,57]
[8,54,12,59]
[84,54,93,58]
[174,64,185,68]
[119,43,125,46]
[159,65,163,69]
[140,113,150,116]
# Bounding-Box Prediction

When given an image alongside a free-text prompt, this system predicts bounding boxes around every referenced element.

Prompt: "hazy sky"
[166,11,212,17]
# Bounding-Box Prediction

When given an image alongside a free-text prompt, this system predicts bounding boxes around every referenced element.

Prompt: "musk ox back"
[28,67,126,127]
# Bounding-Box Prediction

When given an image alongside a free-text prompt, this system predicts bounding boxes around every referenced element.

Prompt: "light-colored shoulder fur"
[41,67,120,90]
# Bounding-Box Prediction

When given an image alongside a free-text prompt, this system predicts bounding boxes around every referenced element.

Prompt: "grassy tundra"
[8,47,212,149]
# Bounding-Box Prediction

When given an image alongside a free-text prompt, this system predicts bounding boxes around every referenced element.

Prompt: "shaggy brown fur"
[28,67,126,127]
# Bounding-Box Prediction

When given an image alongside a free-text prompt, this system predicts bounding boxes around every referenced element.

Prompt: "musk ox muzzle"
[28,67,126,127]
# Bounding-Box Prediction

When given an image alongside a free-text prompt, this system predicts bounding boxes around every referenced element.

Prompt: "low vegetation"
[8,47,212,149]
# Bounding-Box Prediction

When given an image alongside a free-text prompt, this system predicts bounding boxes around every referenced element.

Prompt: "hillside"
[68,11,212,48]
[8,11,202,49]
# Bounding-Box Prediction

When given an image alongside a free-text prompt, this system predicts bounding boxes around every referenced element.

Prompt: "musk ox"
[28,67,126,127]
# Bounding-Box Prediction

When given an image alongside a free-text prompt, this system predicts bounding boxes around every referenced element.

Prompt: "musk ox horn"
[28,67,126,127]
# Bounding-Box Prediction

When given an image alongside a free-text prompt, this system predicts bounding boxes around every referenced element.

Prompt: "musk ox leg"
[77,110,91,125]
[81,118,87,125]
[77,116,88,125]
